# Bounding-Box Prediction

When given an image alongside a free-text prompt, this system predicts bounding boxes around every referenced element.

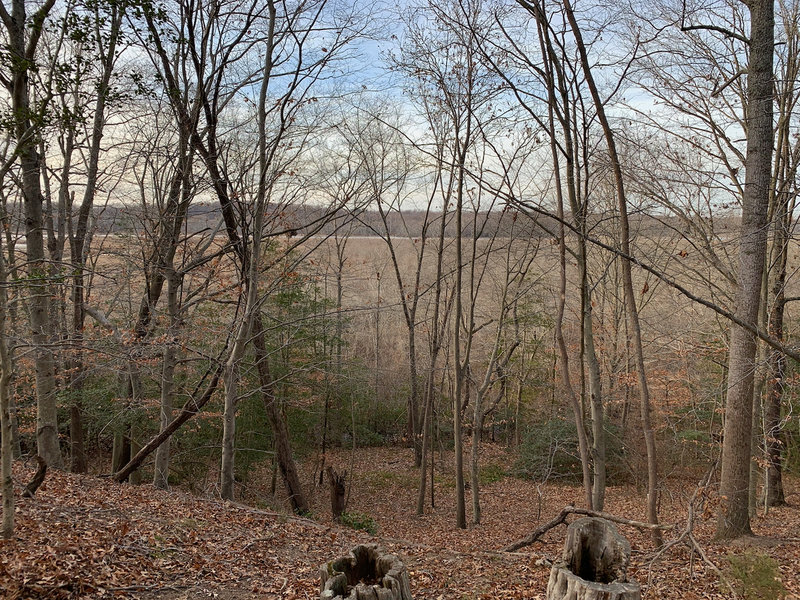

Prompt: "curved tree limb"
[503,505,673,552]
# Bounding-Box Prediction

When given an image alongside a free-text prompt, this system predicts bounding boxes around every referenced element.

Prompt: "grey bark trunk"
[154,270,179,489]
[562,0,661,542]
[717,0,773,539]
[1,245,13,539]
[3,0,61,469]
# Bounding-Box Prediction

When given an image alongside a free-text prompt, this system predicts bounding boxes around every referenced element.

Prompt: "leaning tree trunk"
[253,313,309,515]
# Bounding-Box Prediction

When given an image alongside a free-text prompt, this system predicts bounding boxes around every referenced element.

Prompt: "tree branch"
[503,505,673,552]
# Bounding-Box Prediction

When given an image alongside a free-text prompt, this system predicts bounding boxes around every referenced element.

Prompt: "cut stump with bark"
[547,518,641,600]
[327,466,347,521]
[320,544,412,600]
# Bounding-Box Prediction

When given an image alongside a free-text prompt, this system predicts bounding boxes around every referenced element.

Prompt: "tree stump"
[327,466,347,521]
[320,544,413,600]
[546,518,641,600]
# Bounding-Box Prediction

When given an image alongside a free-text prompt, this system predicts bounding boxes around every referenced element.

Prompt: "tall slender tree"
[717,0,774,539]
[0,0,61,468]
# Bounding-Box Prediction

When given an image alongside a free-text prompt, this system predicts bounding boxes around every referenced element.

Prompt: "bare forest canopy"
[2,0,800,596]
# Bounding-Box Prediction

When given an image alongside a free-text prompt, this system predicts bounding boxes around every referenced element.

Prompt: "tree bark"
[153,270,178,489]
[1,0,61,469]
[327,466,347,520]
[717,0,774,540]
[0,243,13,538]
[253,313,309,514]
[562,0,660,543]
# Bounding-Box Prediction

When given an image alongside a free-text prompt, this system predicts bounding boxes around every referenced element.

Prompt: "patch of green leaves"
[338,511,377,535]
[725,551,786,600]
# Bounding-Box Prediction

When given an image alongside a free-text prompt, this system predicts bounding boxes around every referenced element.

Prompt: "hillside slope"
[2,449,799,599]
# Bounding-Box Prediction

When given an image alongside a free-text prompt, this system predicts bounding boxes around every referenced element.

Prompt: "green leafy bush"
[514,415,625,483]
[478,463,505,485]
[338,511,378,535]
[725,551,786,599]
[513,417,583,482]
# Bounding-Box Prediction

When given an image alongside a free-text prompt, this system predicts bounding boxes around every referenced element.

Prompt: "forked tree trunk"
[562,0,660,542]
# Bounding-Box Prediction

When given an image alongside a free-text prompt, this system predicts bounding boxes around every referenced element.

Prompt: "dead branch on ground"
[503,505,673,552]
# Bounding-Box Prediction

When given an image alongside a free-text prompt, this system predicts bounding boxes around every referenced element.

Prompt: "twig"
[646,462,734,597]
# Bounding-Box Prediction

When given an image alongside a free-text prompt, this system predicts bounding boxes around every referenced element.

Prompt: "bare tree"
[0,0,61,468]
[717,0,774,539]
[0,236,13,538]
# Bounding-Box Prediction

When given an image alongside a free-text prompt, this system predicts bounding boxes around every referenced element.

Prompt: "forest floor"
[1,444,799,599]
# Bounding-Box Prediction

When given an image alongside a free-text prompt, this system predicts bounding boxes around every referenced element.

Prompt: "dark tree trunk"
[253,313,309,515]
[2,0,62,469]
[327,466,347,520]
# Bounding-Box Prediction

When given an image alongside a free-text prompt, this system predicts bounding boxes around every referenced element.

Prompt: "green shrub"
[478,463,505,485]
[339,511,378,535]
[725,551,786,599]
[513,417,583,482]
[514,415,625,484]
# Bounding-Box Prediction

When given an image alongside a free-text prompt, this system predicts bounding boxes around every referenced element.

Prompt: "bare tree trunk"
[764,301,786,507]
[154,268,179,490]
[221,353,242,500]
[717,0,773,540]
[0,242,13,539]
[220,0,277,499]
[67,2,123,474]
[533,14,593,506]
[453,133,469,530]
[253,313,309,514]
[417,208,449,515]
[563,0,660,543]
[1,0,61,469]
[582,271,605,511]
[416,381,433,515]
[326,466,346,520]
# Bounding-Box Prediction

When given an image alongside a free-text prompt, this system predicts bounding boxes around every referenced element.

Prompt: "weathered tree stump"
[546,518,641,600]
[320,544,412,600]
[327,466,347,521]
